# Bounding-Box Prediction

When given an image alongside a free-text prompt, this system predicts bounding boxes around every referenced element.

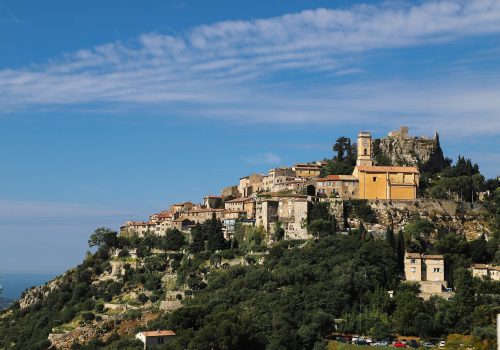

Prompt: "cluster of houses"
[121,129,421,240]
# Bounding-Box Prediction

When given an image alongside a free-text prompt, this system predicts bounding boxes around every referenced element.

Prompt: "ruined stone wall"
[375,130,445,172]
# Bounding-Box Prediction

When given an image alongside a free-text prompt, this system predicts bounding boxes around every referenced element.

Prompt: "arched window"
[363,148,367,155]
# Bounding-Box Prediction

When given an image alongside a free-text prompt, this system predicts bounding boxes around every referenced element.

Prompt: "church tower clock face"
[363,139,369,147]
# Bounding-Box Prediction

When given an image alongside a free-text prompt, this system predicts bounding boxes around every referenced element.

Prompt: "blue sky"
[1,0,499,273]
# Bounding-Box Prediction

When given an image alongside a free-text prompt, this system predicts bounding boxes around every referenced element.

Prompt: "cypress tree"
[386,226,395,250]
[396,230,405,274]
[206,213,226,251]
[190,223,206,253]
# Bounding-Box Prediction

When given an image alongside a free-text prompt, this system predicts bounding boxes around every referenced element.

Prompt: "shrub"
[138,293,149,304]
[81,312,95,322]
[118,248,130,258]
[125,309,142,320]
[220,250,235,259]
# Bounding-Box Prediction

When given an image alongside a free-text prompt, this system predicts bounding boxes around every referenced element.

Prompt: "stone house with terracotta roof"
[136,330,176,349]
[472,264,500,281]
[315,175,358,199]
[404,252,451,299]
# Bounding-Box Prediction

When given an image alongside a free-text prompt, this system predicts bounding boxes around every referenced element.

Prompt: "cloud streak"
[0,1,500,136]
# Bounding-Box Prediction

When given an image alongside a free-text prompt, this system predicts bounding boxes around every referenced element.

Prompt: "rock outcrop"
[19,275,65,309]
[374,126,445,172]
[330,198,487,240]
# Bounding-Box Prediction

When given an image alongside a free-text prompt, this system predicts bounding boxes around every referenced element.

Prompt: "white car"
[439,340,446,348]
[372,341,389,347]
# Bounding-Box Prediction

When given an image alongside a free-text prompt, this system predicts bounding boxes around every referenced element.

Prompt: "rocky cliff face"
[330,199,488,241]
[374,127,445,172]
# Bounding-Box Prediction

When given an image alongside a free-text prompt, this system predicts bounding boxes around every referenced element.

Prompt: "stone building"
[315,175,358,199]
[224,197,256,219]
[238,173,264,197]
[353,165,419,200]
[404,252,451,299]
[255,195,308,239]
[292,163,322,179]
[262,167,297,191]
[203,195,224,209]
[471,264,500,281]
[352,130,419,200]
[221,185,239,198]
[136,330,176,349]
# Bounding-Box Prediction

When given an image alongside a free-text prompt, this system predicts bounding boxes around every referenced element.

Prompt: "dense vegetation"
[1,145,499,349]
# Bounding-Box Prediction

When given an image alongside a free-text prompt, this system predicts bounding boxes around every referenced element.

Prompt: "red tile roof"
[140,330,176,337]
[356,166,419,174]
[317,175,357,181]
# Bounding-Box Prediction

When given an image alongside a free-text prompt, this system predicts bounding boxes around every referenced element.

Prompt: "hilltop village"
[121,128,420,241]
[2,127,499,350]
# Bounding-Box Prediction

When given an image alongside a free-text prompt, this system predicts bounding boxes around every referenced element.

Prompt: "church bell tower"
[357,131,373,166]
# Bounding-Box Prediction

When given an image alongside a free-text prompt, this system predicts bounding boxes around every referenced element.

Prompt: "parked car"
[352,336,360,343]
[408,340,419,348]
[393,341,407,348]
[336,336,349,343]
[355,340,369,346]
[372,341,389,347]
[439,340,446,348]
[421,341,435,348]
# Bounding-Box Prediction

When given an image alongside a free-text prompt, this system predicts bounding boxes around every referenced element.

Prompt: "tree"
[396,230,405,274]
[469,235,491,263]
[88,227,118,249]
[274,222,285,242]
[386,226,395,250]
[206,213,227,251]
[333,137,349,161]
[190,223,206,253]
[164,228,186,251]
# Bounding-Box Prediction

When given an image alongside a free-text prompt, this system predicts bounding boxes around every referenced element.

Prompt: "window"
[410,259,416,263]
[411,267,416,273]
[364,148,367,155]
[158,337,165,344]
[433,268,440,273]
[373,177,377,182]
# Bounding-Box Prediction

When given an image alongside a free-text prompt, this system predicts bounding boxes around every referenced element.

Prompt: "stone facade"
[316,175,358,199]
[255,195,309,239]
[238,173,264,197]
[472,264,500,281]
[404,252,451,299]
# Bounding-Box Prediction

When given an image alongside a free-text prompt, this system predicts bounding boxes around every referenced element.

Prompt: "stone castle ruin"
[375,126,445,173]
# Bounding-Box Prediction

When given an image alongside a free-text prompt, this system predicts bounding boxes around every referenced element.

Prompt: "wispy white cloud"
[0,1,500,136]
[242,153,282,165]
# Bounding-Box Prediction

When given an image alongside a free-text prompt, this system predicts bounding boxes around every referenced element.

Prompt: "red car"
[393,341,406,348]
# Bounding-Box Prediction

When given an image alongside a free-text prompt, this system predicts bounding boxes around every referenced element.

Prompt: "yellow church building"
[352,131,419,200]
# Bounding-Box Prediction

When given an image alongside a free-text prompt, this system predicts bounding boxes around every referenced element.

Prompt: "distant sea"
[0,272,58,300]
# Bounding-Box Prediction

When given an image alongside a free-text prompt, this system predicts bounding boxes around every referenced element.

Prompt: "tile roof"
[356,166,419,174]
[226,197,253,203]
[405,252,444,259]
[473,264,500,271]
[317,175,357,181]
[140,330,176,337]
